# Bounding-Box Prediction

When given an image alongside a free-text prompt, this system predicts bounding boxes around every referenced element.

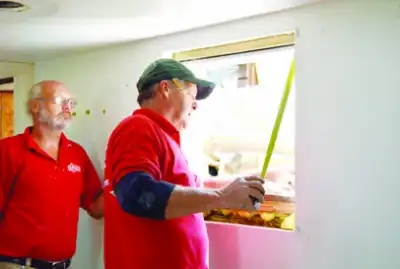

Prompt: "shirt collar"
[23,126,71,151]
[132,108,180,144]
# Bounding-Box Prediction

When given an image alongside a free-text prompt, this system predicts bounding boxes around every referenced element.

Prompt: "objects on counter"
[208,164,219,177]
[281,212,295,230]
[203,179,295,231]
[203,208,293,230]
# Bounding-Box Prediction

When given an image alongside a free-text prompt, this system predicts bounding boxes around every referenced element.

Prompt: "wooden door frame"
[0,90,14,139]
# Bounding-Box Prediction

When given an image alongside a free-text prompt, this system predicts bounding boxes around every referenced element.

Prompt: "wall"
[0,62,34,134]
[34,1,400,269]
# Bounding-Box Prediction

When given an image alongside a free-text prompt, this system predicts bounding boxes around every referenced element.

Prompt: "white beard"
[38,107,71,130]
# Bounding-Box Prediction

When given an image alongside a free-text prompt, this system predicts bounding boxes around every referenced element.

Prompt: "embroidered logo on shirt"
[67,163,81,173]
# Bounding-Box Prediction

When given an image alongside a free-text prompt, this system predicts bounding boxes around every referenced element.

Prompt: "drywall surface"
[0,62,34,134]
[34,1,400,269]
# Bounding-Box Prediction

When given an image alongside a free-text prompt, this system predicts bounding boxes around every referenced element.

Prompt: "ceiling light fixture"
[0,0,28,12]
[0,0,59,22]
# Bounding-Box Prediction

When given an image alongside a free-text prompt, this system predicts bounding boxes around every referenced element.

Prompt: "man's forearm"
[116,171,222,220]
[203,178,232,189]
[116,172,264,220]
[164,186,220,219]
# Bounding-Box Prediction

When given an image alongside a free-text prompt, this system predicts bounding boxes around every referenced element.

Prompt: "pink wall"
[206,222,294,269]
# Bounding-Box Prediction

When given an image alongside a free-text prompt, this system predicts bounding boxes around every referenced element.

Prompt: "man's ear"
[29,100,40,114]
[158,80,170,98]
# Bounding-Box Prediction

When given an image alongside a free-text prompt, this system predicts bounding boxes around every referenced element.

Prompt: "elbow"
[118,197,140,217]
[116,194,133,215]
[114,171,174,220]
[116,191,164,220]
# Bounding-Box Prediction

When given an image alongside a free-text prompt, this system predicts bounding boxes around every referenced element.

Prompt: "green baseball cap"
[136,58,216,100]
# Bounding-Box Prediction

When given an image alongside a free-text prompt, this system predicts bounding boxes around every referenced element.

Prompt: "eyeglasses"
[172,79,196,100]
[36,97,77,108]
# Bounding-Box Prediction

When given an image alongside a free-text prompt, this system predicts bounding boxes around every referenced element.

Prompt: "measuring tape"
[252,58,295,211]
[260,58,296,178]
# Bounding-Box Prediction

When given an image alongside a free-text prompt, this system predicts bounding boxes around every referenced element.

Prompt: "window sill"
[203,208,295,231]
[205,220,294,232]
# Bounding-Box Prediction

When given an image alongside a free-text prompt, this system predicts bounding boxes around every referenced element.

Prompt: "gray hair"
[27,83,43,114]
[29,83,43,101]
[137,83,158,106]
[136,79,187,106]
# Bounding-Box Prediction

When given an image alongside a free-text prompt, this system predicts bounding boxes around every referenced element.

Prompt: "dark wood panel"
[0,77,13,85]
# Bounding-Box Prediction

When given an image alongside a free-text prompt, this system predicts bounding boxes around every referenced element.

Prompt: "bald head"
[29,80,69,101]
[29,80,74,131]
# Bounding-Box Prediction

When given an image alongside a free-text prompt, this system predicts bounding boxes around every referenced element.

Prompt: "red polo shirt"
[104,108,209,269]
[0,127,103,261]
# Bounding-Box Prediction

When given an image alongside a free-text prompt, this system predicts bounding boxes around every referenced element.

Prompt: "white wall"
[34,1,400,269]
[0,62,34,134]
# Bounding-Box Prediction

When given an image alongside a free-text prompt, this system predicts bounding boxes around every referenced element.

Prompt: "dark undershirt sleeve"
[114,171,175,220]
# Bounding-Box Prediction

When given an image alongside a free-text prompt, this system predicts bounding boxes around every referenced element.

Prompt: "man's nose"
[62,103,72,113]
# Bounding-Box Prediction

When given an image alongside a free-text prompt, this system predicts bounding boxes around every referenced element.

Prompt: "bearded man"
[0,80,104,269]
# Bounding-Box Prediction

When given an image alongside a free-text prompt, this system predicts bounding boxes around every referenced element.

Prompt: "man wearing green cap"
[103,58,265,269]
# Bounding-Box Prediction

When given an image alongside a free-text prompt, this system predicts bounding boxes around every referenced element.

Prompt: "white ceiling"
[0,0,318,63]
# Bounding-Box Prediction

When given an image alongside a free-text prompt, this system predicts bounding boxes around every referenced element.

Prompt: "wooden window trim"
[172,32,295,62]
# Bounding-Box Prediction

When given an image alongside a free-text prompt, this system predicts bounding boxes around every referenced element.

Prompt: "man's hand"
[88,194,104,219]
[215,176,265,210]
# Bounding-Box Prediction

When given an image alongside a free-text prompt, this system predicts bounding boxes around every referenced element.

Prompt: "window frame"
[172,32,295,62]
[172,32,296,231]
